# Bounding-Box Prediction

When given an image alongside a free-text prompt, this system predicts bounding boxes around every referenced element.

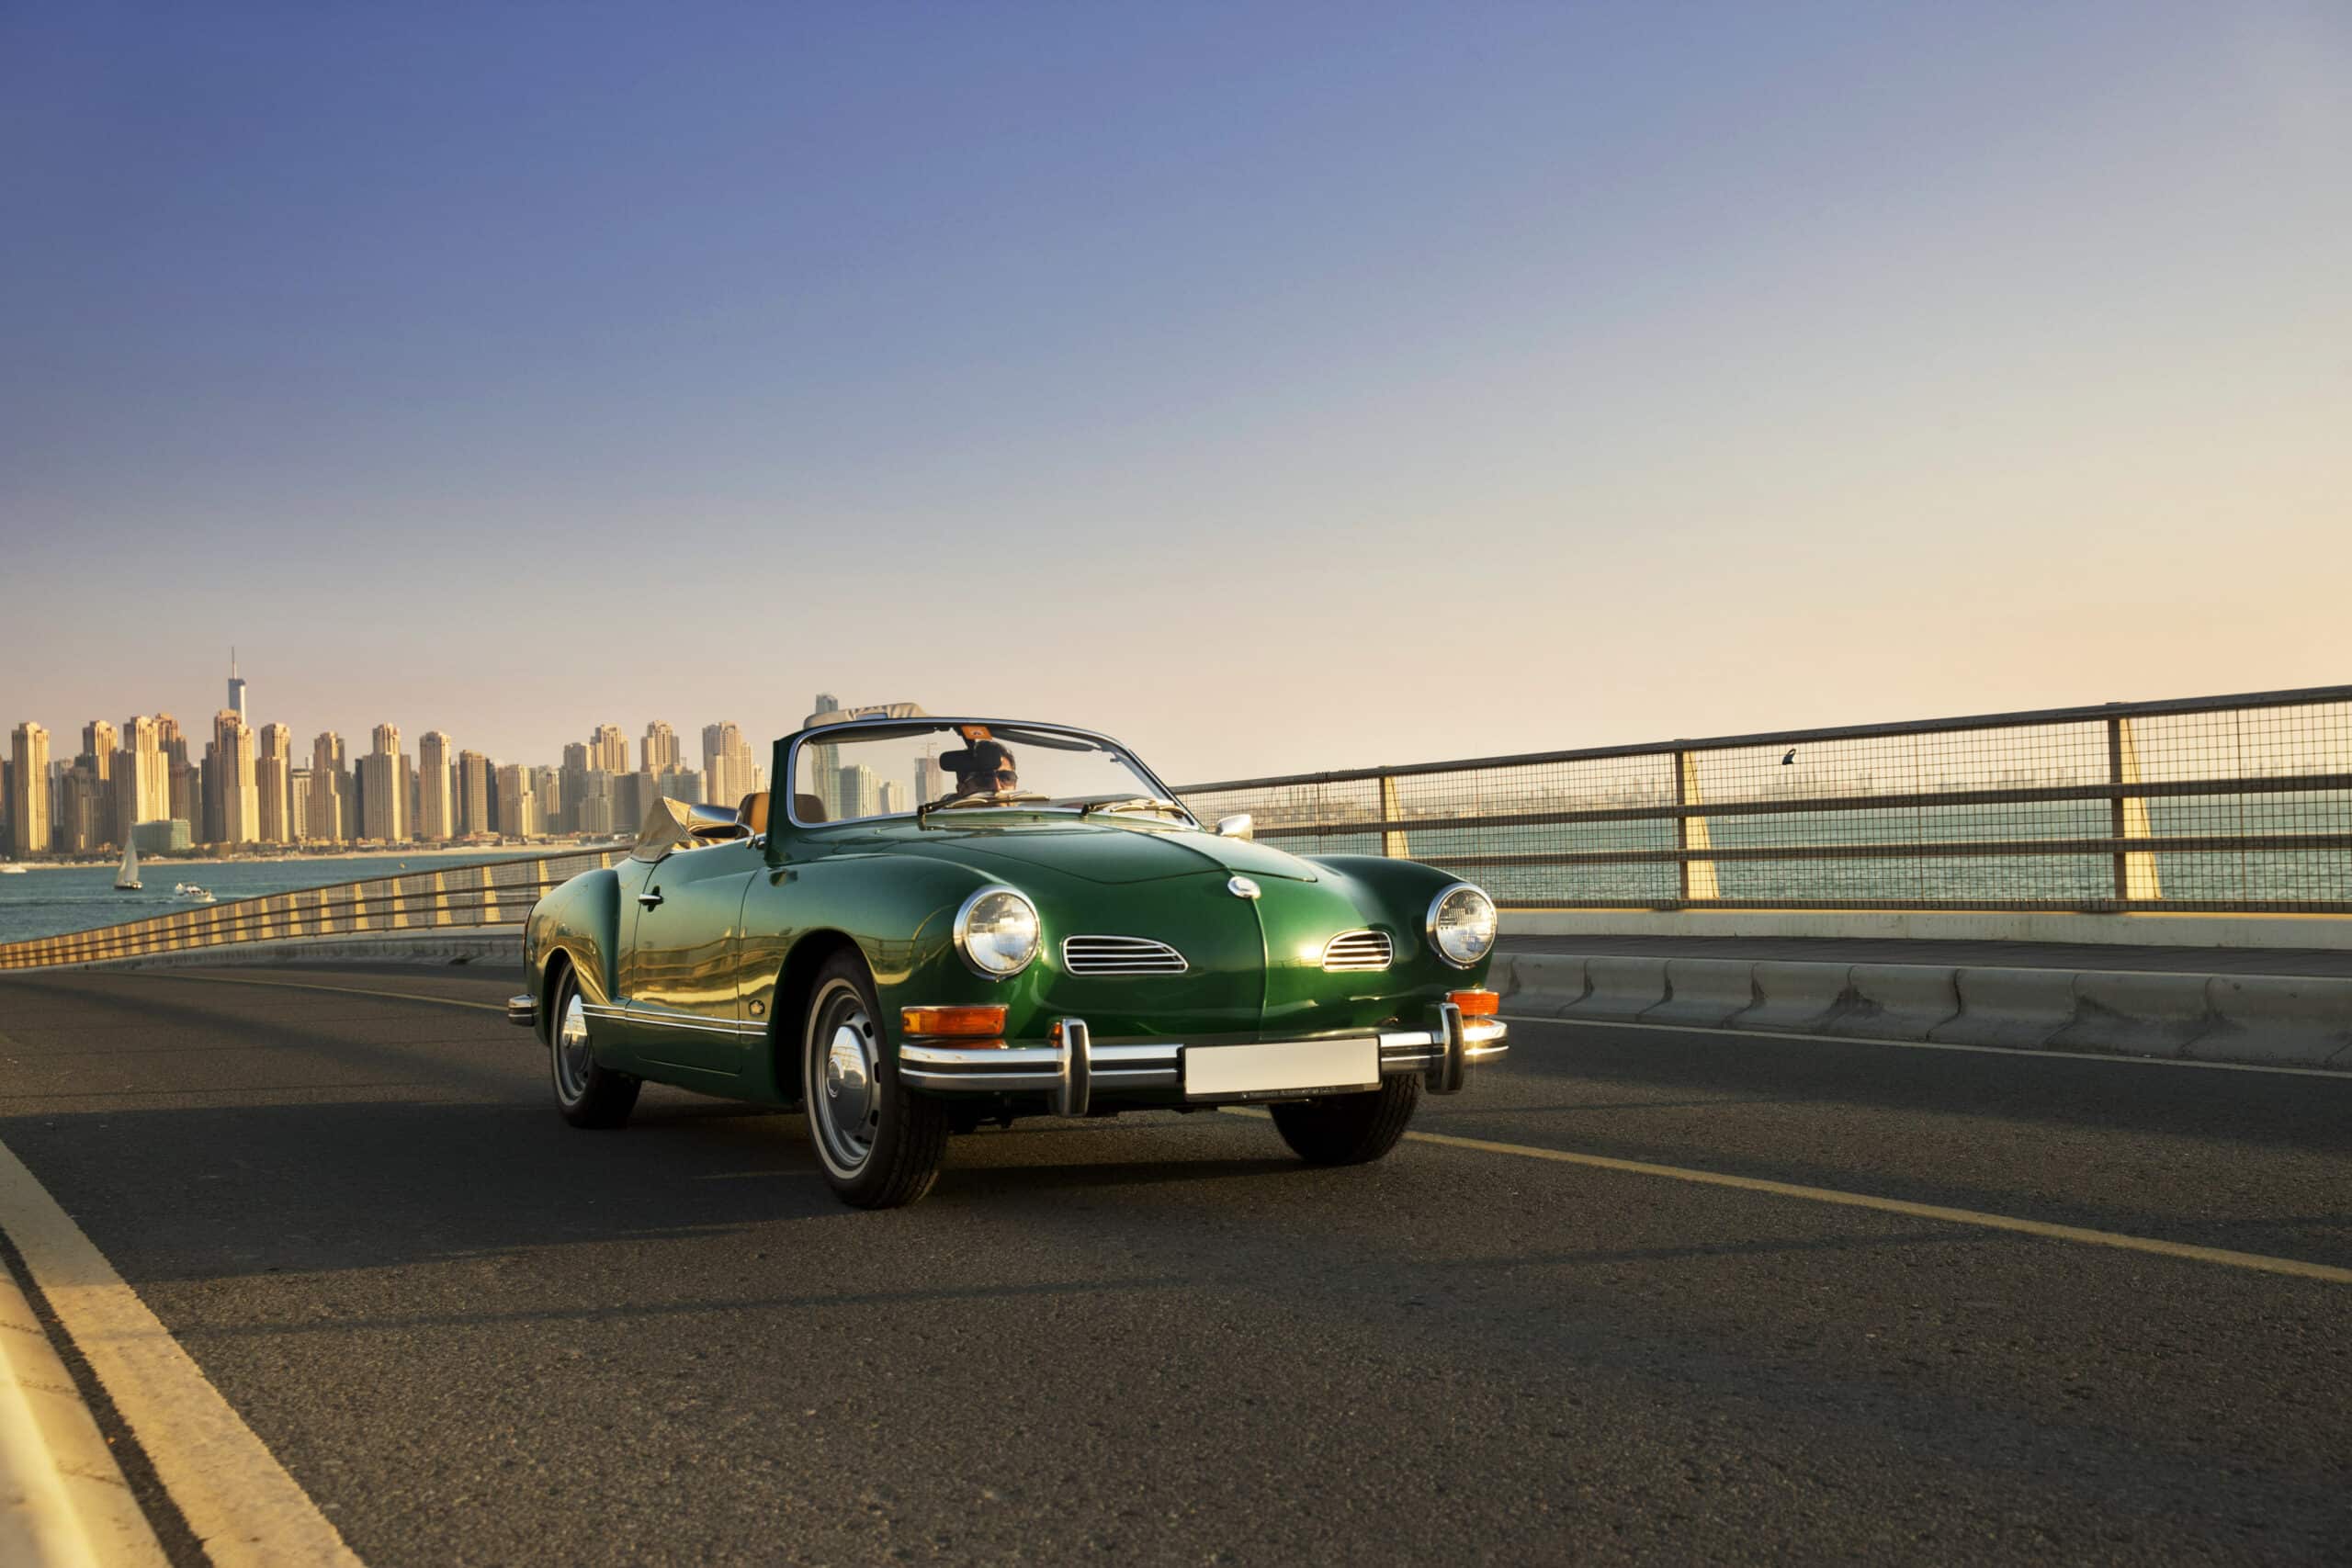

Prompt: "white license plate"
[1183,1037,1381,1100]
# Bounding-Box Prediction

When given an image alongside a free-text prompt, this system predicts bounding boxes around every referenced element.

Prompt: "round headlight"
[1427,884,1498,968]
[955,887,1040,978]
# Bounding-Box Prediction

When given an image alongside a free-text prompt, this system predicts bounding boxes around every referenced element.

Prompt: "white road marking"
[1500,1013,2352,1078]
[1221,1108,2352,1284]
[123,971,506,1013]
[0,1138,363,1566]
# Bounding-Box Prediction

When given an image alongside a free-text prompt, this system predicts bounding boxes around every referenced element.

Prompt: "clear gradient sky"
[3,3,2346,783]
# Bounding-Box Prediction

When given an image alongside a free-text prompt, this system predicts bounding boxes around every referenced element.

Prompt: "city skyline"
[0,653,786,857]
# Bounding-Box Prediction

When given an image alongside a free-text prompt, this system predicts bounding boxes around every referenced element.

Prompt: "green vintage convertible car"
[508,707,1507,1207]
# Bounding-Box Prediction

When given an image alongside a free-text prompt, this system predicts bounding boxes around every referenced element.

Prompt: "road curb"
[1493,953,2352,1070]
[0,1257,167,1567]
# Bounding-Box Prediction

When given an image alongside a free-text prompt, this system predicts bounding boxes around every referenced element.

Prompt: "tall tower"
[255,722,294,843]
[417,731,455,841]
[809,694,843,820]
[642,720,678,774]
[227,649,247,724]
[8,722,51,858]
[310,732,345,841]
[590,724,629,774]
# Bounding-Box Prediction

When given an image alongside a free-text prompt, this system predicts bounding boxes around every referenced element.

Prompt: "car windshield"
[791,723,1191,827]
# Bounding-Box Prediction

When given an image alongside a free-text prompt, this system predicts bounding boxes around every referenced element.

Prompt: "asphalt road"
[1,963,2347,1565]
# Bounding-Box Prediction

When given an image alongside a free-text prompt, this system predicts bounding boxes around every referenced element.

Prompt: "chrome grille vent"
[1322,929,1394,972]
[1061,935,1189,976]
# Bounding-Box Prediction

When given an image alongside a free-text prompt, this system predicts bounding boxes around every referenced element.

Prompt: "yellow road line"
[124,971,506,1013]
[0,1138,363,1566]
[1221,1109,2352,1285]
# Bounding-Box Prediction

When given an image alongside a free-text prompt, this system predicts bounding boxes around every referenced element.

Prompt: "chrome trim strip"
[1090,1042,1181,1066]
[1060,934,1188,976]
[901,1069,1066,1092]
[1464,1017,1508,1047]
[1320,930,1394,973]
[1378,1029,1435,1049]
[582,1003,765,1037]
[901,1044,1062,1068]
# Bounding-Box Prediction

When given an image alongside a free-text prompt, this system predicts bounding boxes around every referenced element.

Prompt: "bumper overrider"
[899,1001,1507,1118]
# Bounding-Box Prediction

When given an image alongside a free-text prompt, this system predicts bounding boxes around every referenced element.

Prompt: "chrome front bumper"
[898,1003,1506,1116]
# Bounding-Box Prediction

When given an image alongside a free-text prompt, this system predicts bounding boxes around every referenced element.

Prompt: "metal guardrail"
[1174,685,2352,913]
[0,849,626,971]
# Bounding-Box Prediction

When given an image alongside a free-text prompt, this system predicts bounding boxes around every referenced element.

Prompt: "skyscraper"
[416,731,455,841]
[116,716,164,846]
[457,750,492,837]
[878,780,910,816]
[809,694,842,820]
[642,720,678,774]
[227,649,246,724]
[703,721,753,810]
[590,724,629,774]
[8,724,51,860]
[309,732,345,842]
[78,720,119,850]
[255,722,294,843]
[202,710,259,845]
[837,763,880,820]
[913,749,942,807]
[360,725,406,841]
[495,764,537,837]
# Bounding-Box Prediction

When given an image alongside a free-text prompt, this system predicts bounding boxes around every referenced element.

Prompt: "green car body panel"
[520,720,1500,1115]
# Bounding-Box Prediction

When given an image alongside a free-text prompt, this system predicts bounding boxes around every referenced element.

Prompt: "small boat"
[115,839,141,891]
[0,863,26,874]
[178,884,216,904]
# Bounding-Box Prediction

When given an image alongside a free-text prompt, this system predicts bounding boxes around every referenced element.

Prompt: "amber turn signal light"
[1447,989,1500,1017]
[901,1005,1009,1038]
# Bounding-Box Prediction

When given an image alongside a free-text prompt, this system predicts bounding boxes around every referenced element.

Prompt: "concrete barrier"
[1566,955,1669,1020]
[1836,964,1962,1042]
[1497,949,2348,1070]
[1490,952,1588,1017]
[1642,958,1758,1028]
[2199,976,2352,1067]
[78,930,523,973]
[2050,971,2215,1057]
[1931,967,2080,1050]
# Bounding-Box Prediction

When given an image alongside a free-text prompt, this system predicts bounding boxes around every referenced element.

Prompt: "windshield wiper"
[916,791,1054,826]
[1074,796,1193,822]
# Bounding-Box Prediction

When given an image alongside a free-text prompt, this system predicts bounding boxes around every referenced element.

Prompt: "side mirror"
[1216,813,1254,841]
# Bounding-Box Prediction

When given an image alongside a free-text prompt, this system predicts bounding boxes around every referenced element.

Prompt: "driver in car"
[945,741,1019,802]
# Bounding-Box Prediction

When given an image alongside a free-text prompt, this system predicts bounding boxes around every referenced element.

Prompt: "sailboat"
[115,838,142,891]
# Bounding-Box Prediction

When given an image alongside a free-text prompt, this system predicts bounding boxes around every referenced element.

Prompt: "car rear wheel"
[1269,1076,1419,1166]
[802,949,950,1209]
[549,966,640,1129]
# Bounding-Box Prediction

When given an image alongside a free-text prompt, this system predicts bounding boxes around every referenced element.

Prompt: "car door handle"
[638,891,664,908]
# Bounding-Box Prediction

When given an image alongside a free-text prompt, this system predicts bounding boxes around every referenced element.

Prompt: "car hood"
[854,818,1321,886]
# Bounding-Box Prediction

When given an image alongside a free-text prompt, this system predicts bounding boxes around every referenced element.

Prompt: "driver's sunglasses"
[988,767,1019,784]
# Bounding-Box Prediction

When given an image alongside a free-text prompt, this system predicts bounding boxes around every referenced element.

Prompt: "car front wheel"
[801,950,950,1209]
[549,966,639,1129]
[1269,1076,1419,1166]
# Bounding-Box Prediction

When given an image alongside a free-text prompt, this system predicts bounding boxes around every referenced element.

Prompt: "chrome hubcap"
[555,990,593,1101]
[810,995,879,1173]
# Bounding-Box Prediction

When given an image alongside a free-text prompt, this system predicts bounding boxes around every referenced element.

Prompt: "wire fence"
[1174,686,2352,912]
[0,849,625,971]
[4,686,2346,971]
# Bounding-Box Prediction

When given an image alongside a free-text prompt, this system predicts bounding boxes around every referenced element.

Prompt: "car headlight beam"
[1426,883,1498,969]
[954,886,1041,978]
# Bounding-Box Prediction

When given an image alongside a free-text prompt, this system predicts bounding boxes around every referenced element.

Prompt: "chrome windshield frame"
[779,717,1197,833]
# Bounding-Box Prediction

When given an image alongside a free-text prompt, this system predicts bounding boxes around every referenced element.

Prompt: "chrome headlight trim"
[1425,882,1498,969]
[952,886,1041,979]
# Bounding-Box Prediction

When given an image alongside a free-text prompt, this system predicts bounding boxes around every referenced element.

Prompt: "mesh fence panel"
[1181,689,2352,912]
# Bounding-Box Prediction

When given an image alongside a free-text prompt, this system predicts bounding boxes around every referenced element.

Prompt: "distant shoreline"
[0,841,628,873]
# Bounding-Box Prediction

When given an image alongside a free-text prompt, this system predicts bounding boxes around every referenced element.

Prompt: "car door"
[619,839,763,1078]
